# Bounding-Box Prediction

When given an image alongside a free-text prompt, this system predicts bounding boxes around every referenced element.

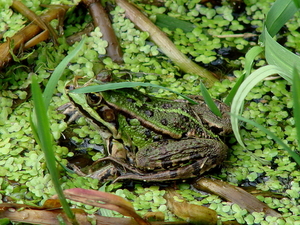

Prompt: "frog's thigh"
[137,138,227,169]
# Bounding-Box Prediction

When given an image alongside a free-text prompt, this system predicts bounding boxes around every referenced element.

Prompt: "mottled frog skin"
[67,82,232,182]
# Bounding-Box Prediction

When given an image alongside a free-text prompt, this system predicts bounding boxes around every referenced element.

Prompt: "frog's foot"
[69,163,88,176]
[113,157,217,182]
[88,164,120,182]
[69,162,119,182]
[58,102,82,124]
[93,156,144,175]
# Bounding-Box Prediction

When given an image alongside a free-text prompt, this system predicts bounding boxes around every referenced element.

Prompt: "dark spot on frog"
[144,129,162,141]
[169,170,178,178]
[162,103,172,109]
[144,129,152,138]
[161,158,173,169]
[145,110,153,117]
[180,114,190,122]
[160,118,168,126]
[126,98,135,103]
[145,96,152,102]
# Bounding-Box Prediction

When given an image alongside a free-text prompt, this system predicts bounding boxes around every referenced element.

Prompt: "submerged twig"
[66,22,94,45]
[82,0,123,63]
[214,33,258,39]
[115,0,218,85]
[11,0,59,45]
[0,4,69,68]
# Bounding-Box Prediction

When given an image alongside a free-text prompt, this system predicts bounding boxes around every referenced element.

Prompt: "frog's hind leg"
[93,156,144,175]
[113,157,216,182]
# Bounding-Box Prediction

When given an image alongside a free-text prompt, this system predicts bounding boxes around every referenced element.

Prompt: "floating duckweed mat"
[1,0,300,224]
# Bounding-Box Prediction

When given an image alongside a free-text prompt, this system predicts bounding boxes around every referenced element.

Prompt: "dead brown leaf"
[194,177,281,217]
[164,188,218,225]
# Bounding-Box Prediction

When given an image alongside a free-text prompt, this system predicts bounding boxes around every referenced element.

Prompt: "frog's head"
[190,96,232,137]
[202,104,232,136]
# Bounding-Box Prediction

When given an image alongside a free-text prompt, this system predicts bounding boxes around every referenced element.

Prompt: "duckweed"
[1,0,300,223]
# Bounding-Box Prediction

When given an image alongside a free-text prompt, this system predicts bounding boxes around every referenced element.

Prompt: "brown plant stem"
[66,22,94,45]
[11,0,59,45]
[115,0,218,85]
[82,0,123,63]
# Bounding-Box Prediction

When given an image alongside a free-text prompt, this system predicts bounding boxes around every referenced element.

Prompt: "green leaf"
[225,46,263,105]
[292,68,300,155]
[244,46,263,77]
[230,65,290,148]
[262,0,300,78]
[225,47,263,106]
[264,0,299,37]
[225,73,245,106]
[0,218,11,225]
[31,76,76,223]
[263,26,300,80]
[155,14,195,32]
[294,0,300,8]
[231,114,300,166]
[200,82,222,117]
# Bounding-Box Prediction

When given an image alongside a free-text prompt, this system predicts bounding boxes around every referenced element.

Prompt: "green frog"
[66,79,232,182]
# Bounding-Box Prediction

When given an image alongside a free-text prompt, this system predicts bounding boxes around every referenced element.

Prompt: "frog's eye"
[86,93,102,106]
[98,106,116,122]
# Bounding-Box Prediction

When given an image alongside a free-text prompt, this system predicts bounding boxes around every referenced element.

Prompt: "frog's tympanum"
[67,80,232,182]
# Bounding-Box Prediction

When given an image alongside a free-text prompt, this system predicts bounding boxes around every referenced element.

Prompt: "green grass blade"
[155,14,195,32]
[244,46,263,77]
[295,0,300,8]
[70,81,198,104]
[292,68,300,153]
[264,0,298,37]
[200,82,222,117]
[43,37,86,108]
[31,76,77,224]
[262,0,300,78]
[225,46,262,106]
[263,26,300,80]
[225,73,245,106]
[231,114,300,166]
[231,65,290,148]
